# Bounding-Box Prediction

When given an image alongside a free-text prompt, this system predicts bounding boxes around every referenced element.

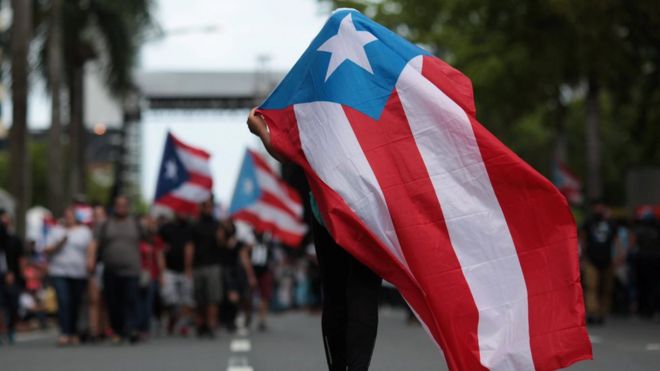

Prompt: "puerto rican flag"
[257,9,591,371]
[229,149,306,247]
[154,132,213,215]
[552,161,583,205]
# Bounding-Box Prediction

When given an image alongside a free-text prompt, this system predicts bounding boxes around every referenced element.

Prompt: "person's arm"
[184,241,194,279]
[87,239,97,274]
[247,108,284,162]
[44,232,67,257]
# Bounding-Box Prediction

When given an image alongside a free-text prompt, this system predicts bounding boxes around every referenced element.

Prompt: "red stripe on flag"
[343,94,486,371]
[155,194,199,215]
[421,55,592,370]
[187,172,213,189]
[232,209,303,247]
[260,191,300,219]
[170,133,211,159]
[249,150,275,174]
[259,106,447,364]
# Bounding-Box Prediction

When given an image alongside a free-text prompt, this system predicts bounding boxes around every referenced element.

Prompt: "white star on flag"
[243,179,254,195]
[318,13,378,82]
[165,159,178,180]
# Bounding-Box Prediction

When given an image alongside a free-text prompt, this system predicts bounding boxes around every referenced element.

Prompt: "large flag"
[552,161,583,205]
[257,9,591,371]
[154,132,213,214]
[229,149,306,247]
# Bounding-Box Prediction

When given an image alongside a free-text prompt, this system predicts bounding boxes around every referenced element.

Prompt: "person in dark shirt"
[218,219,256,332]
[89,196,143,343]
[246,231,274,332]
[192,196,223,338]
[159,212,194,336]
[633,207,660,319]
[0,210,26,344]
[580,200,618,325]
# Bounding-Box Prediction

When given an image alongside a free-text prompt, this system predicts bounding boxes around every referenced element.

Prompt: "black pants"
[313,219,382,371]
[103,270,139,338]
[51,276,86,336]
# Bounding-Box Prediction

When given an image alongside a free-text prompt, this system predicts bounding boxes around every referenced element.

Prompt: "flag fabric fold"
[257,9,591,371]
[229,149,306,247]
[154,132,213,215]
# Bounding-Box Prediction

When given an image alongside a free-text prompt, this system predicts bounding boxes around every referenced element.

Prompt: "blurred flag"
[552,161,583,205]
[229,149,306,247]
[257,9,591,371]
[154,132,213,215]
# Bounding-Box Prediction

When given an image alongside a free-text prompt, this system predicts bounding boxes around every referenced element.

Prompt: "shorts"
[161,270,194,307]
[193,265,223,306]
[256,270,273,302]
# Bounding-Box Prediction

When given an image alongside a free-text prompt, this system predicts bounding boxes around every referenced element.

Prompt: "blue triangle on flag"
[229,151,262,214]
[155,133,190,200]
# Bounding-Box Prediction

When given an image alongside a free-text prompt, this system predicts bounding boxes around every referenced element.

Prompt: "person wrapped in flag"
[248,8,592,371]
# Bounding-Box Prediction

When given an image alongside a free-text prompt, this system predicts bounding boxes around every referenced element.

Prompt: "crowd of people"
[580,201,660,324]
[0,195,321,345]
[1,195,659,345]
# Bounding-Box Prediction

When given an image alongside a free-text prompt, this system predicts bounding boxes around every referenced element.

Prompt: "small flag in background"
[257,9,591,371]
[154,132,213,215]
[229,149,306,247]
[552,161,583,205]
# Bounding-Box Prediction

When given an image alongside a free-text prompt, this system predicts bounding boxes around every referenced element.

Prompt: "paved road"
[2,309,659,370]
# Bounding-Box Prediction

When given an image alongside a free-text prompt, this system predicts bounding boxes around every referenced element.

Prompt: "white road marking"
[227,356,253,371]
[589,335,602,344]
[645,343,660,351]
[230,339,252,352]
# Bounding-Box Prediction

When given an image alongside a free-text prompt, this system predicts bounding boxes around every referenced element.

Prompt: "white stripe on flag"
[255,168,303,216]
[294,102,408,269]
[398,56,534,371]
[177,148,212,176]
[171,182,212,203]
[245,201,307,235]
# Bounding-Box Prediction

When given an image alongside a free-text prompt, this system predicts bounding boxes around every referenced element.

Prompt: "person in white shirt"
[45,207,93,346]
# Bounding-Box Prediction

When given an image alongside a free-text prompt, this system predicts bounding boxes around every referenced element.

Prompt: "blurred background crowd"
[0,194,325,345]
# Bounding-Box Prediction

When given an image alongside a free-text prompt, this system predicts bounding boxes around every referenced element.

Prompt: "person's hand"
[228,290,240,304]
[247,107,269,140]
[185,269,193,280]
[247,107,284,162]
[86,261,96,275]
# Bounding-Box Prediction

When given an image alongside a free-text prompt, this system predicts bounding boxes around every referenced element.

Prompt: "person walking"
[247,231,274,332]
[633,207,660,319]
[580,200,618,325]
[137,215,164,339]
[0,210,26,345]
[159,211,194,336]
[89,196,143,343]
[192,197,223,338]
[247,108,382,371]
[45,207,93,346]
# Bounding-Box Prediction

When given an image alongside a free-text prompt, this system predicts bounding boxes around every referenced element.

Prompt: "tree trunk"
[47,0,64,217]
[69,62,86,197]
[9,0,32,241]
[585,79,602,201]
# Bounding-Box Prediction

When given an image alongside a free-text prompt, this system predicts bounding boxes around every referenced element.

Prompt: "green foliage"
[321,0,660,205]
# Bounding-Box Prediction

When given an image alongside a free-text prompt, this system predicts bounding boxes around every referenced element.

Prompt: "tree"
[47,0,64,217]
[36,0,155,201]
[9,0,32,241]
